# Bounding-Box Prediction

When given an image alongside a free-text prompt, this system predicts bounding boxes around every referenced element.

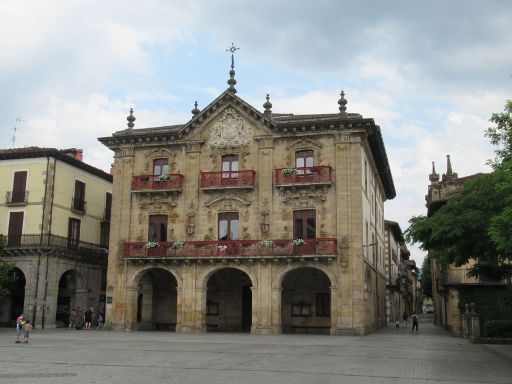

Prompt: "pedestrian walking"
[15,314,25,343]
[402,312,408,328]
[395,320,400,329]
[411,313,419,334]
[84,307,93,329]
[22,320,33,344]
[68,308,77,329]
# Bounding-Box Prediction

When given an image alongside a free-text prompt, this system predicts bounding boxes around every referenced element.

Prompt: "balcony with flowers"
[200,170,256,190]
[274,166,332,188]
[131,174,184,193]
[122,238,337,260]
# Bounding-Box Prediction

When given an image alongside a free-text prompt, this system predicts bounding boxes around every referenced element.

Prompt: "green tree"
[420,255,432,298]
[406,100,512,280]
[0,260,15,299]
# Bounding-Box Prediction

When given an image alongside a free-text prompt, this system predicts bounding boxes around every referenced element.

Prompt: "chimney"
[75,149,83,162]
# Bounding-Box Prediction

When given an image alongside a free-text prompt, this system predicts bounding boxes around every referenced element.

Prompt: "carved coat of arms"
[208,108,252,149]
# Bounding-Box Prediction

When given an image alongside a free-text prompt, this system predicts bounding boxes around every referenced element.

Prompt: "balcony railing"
[122,238,337,259]
[131,174,184,192]
[275,166,332,186]
[71,198,87,214]
[439,269,508,286]
[1,234,107,264]
[6,191,29,205]
[200,170,256,190]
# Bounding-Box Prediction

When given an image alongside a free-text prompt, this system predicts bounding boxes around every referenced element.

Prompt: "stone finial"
[191,101,200,117]
[442,155,458,181]
[226,43,239,94]
[338,90,348,115]
[263,94,272,116]
[429,161,440,184]
[127,108,136,129]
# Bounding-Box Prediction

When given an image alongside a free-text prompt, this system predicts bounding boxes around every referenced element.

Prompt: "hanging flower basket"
[281,168,296,175]
[218,245,228,253]
[172,240,186,249]
[259,240,275,248]
[291,238,305,247]
[144,241,160,249]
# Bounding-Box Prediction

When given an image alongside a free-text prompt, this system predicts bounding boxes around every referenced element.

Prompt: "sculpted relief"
[208,108,252,149]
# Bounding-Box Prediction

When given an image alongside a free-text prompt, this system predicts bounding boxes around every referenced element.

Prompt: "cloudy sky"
[1,0,511,264]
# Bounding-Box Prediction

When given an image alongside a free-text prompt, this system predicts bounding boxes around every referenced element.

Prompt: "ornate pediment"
[208,108,252,149]
[135,192,178,211]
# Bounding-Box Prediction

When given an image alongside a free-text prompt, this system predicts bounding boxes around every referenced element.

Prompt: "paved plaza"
[0,315,511,384]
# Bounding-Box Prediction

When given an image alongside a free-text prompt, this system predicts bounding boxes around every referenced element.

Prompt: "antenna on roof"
[12,118,24,148]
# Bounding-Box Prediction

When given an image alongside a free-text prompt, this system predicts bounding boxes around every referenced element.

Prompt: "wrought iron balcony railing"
[71,198,87,214]
[200,170,256,190]
[131,174,184,192]
[1,234,107,264]
[122,238,337,259]
[275,166,332,186]
[6,191,29,205]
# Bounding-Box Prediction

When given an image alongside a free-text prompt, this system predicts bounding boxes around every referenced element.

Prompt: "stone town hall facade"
[99,70,395,335]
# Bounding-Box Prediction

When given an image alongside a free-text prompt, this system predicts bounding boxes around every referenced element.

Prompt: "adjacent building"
[0,147,112,328]
[99,68,396,335]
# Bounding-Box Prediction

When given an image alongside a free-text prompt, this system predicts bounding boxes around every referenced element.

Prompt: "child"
[15,314,25,344]
[22,320,33,344]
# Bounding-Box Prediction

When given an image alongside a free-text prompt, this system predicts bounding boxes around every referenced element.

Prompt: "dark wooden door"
[293,210,316,254]
[148,214,167,242]
[221,154,239,185]
[153,158,169,179]
[7,212,24,246]
[218,212,239,241]
[12,171,27,203]
[295,150,314,176]
[68,218,81,249]
[73,180,86,211]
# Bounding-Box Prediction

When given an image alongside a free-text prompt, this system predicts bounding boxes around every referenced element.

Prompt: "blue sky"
[1,0,511,264]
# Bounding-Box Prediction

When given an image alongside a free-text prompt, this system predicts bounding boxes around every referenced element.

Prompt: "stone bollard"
[469,302,480,342]
[462,303,471,339]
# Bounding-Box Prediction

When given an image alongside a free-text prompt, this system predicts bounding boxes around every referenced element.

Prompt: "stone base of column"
[252,326,274,335]
[177,325,203,333]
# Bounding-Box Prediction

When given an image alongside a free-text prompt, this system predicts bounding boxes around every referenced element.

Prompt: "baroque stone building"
[0,147,112,328]
[99,69,396,335]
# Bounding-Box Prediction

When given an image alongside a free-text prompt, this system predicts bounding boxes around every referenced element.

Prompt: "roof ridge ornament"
[226,43,239,94]
[191,101,200,117]
[429,161,439,184]
[338,90,348,116]
[442,155,458,181]
[263,94,272,117]
[127,108,136,129]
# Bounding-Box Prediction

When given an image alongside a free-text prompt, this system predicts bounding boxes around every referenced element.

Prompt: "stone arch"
[143,148,177,173]
[55,269,84,327]
[197,264,258,291]
[129,265,183,290]
[272,264,337,290]
[0,266,26,325]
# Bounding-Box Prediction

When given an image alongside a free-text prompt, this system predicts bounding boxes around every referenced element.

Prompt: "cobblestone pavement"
[1,315,511,384]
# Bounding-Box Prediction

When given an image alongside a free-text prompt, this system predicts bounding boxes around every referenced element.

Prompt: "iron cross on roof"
[226,43,239,69]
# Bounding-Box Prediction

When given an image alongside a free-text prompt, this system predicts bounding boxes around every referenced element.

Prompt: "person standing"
[84,307,93,329]
[68,308,77,330]
[22,320,33,344]
[15,314,25,343]
[411,313,419,334]
[96,311,104,330]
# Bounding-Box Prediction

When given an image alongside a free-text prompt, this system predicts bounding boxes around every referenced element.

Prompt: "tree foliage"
[420,255,432,298]
[0,260,15,299]
[406,100,512,280]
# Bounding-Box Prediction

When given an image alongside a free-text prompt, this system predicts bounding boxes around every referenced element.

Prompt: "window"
[293,210,316,240]
[364,160,368,192]
[148,215,167,242]
[100,222,110,249]
[295,150,314,175]
[292,301,311,317]
[104,192,112,221]
[153,158,169,179]
[218,212,239,240]
[68,218,81,249]
[11,171,27,203]
[72,180,86,212]
[7,212,24,246]
[316,292,330,317]
[221,154,239,183]
[206,301,219,315]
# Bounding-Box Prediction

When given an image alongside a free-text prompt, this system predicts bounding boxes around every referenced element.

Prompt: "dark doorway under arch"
[281,267,331,334]
[136,268,178,331]
[206,268,252,332]
[0,267,26,326]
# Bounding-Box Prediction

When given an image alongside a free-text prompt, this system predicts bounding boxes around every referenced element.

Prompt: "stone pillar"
[330,286,338,335]
[271,287,282,334]
[175,287,183,332]
[124,286,138,331]
[470,303,480,341]
[194,287,207,333]
[462,303,471,339]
